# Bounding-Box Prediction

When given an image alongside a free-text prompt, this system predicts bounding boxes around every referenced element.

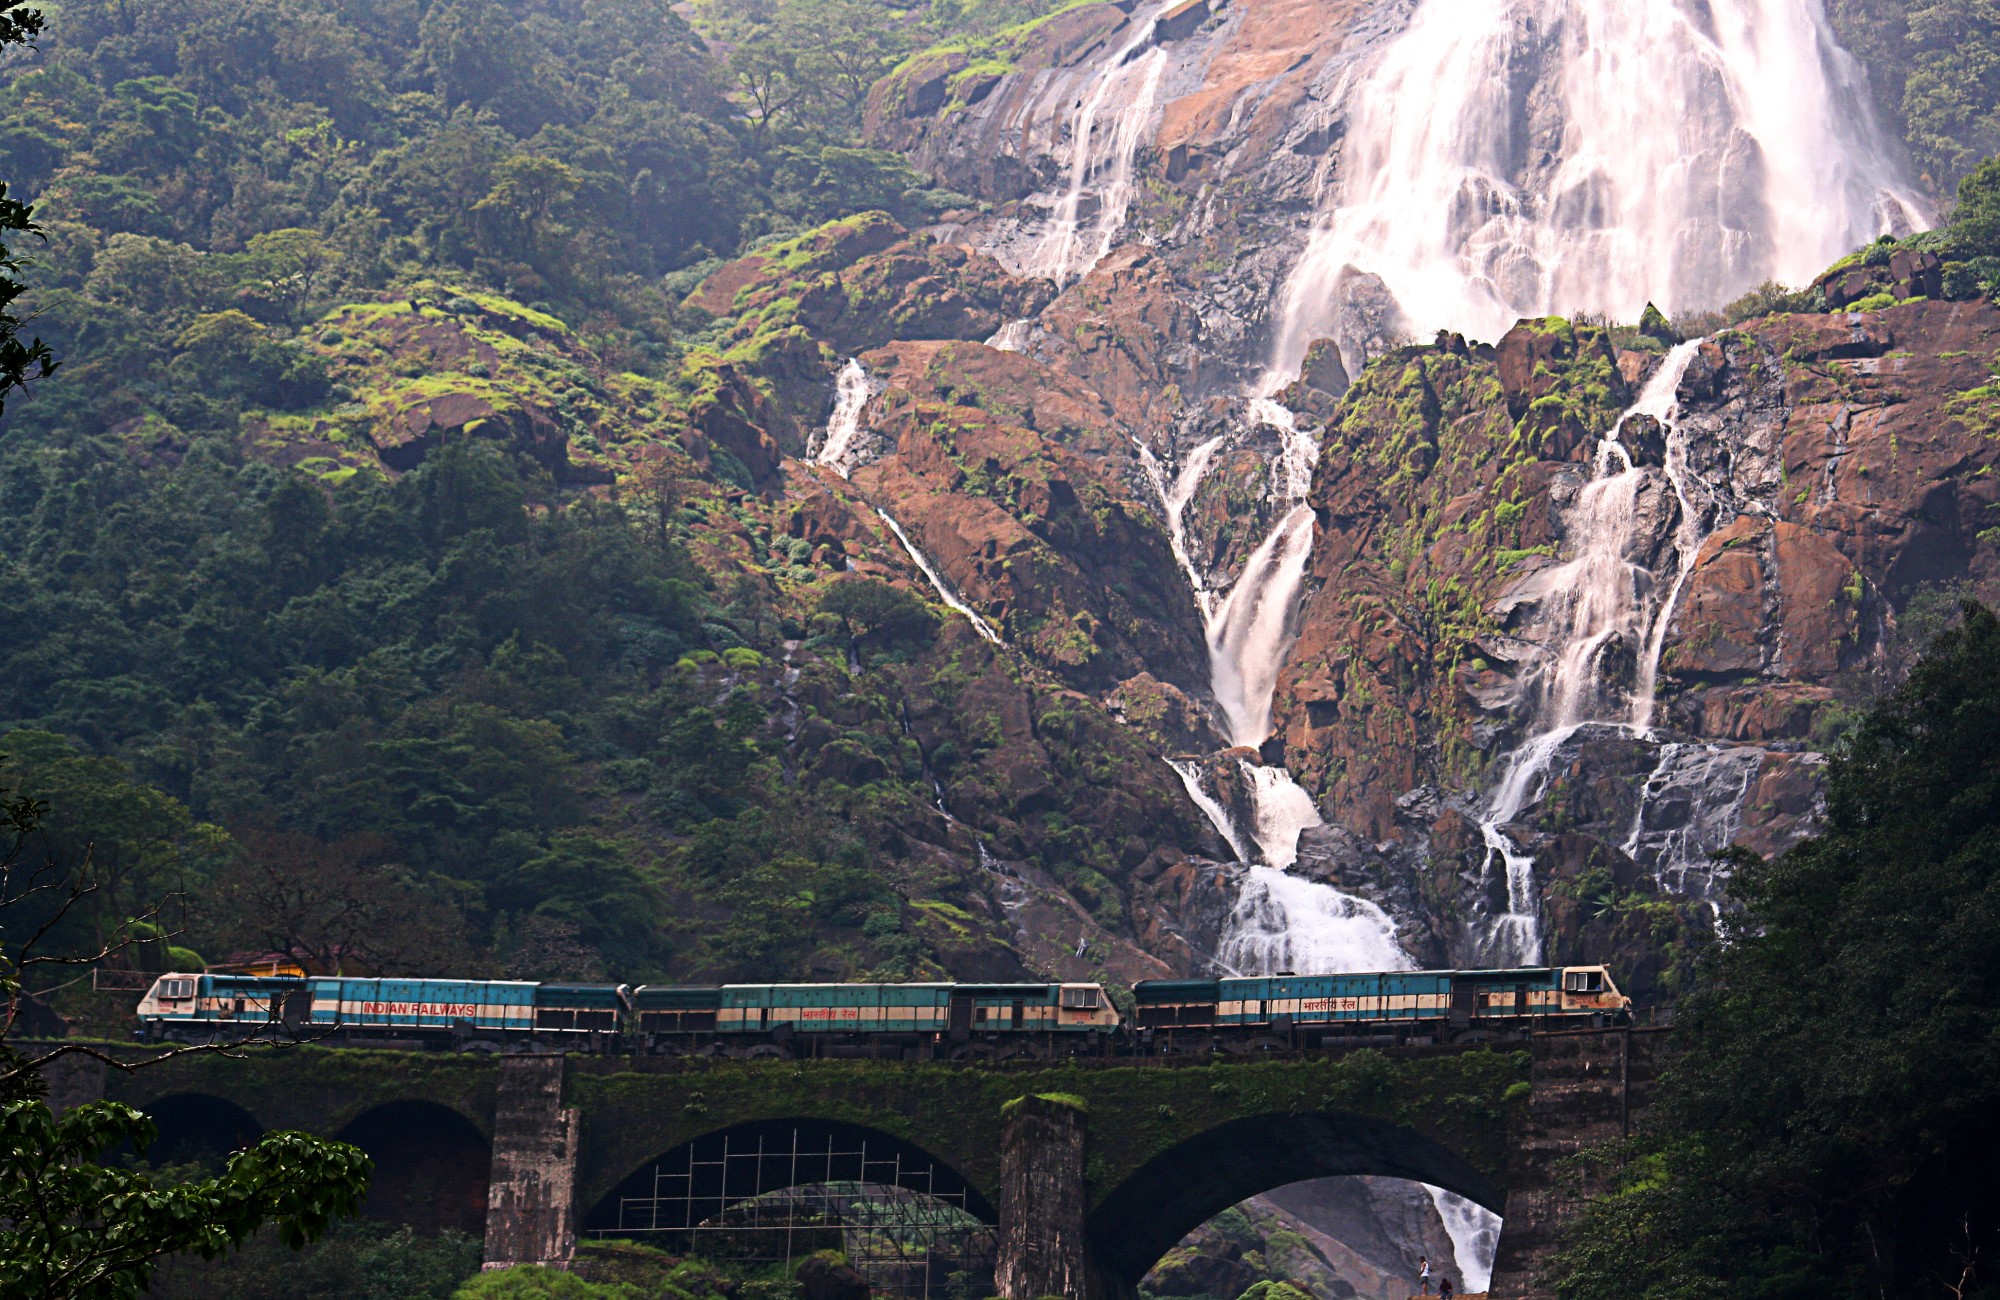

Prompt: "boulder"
[797,1253,871,1300]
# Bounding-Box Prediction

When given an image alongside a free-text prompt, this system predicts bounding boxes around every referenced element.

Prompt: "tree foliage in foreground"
[1552,602,2000,1299]
[0,1100,370,1300]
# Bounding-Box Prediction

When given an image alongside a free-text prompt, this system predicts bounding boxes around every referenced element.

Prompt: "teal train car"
[1132,964,1629,1045]
[630,980,1119,1057]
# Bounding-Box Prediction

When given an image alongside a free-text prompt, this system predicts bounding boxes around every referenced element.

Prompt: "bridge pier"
[1489,1028,1666,1299]
[481,1054,580,1271]
[996,1094,1123,1300]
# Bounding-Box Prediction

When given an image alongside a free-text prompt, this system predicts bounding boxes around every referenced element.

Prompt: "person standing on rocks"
[1419,1256,1432,1295]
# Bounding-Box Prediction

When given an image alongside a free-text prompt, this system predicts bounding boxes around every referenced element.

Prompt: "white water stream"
[1426,1186,1502,1293]
[1473,342,1708,962]
[813,362,1005,646]
[815,358,874,477]
[878,510,1005,646]
[1152,396,1410,972]
[1266,0,1926,382]
[1023,4,1172,285]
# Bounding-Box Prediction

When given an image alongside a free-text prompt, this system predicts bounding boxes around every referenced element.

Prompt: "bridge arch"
[139,1092,263,1168]
[1088,1109,1505,1285]
[336,1099,491,1235]
[583,1115,997,1241]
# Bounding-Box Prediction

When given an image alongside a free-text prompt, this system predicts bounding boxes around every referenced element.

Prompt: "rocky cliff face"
[824,0,1985,992]
[1146,1179,1466,1300]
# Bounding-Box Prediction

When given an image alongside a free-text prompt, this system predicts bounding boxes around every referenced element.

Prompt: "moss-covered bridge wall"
[79,1039,1610,1297]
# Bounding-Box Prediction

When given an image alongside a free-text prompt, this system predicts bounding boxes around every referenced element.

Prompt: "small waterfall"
[986,319,1036,352]
[1207,402,1321,748]
[1169,757,1256,864]
[1136,433,1228,617]
[878,509,1005,646]
[1473,342,1707,962]
[1150,396,1408,973]
[1425,1186,1501,1293]
[1242,760,1322,871]
[1265,0,1926,380]
[1023,5,1172,285]
[1622,741,1762,907]
[816,359,874,477]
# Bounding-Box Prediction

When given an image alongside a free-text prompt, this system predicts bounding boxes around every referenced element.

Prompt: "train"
[134,964,1630,1057]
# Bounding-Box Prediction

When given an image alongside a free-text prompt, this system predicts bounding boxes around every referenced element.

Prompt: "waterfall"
[812,362,1004,646]
[1023,5,1172,285]
[1208,403,1321,748]
[1473,342,1708,962]
[986,318,1036,353]
[1265,0,1926,381]
[1622,741,1762,908]
[1150,396,1409,972]
[878,509,1006,646]
[1425,1186,1501,1293]
[1169,757,1256,864]
[816,359,874,477]
[1136,433,1228,617]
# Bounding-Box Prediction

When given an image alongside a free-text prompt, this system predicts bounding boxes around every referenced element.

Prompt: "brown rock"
[1663,517,1769,679]
[798,1252,871,1300]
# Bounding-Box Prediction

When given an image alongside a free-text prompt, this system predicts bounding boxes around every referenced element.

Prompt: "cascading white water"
[986,319,1036,353]
[1217,865,1410,976]
[1473,342,1707,962]
[1266,0,1926,383]
[816,359,874,477]
[1425,1186,1502,1293]
[1150,399,1410,972]
[1023,6,1172,285]
[1169,757,1256,864]
[878,509,1006,646]
[813,363,1005,646]
[1622,741,1763,907]
[1137,434,1227,617]
[1242,760,1322,870]
[1208,402,1321,749]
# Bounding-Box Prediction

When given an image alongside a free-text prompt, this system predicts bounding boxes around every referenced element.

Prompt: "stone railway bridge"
[45,1030,1666,1299]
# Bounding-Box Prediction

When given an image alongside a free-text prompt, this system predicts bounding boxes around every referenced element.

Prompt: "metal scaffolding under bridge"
[595,1125,997,1299]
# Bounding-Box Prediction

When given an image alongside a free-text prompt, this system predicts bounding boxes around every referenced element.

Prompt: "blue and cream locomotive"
[1130,964,1631,1048]
[135,964,1627,1055]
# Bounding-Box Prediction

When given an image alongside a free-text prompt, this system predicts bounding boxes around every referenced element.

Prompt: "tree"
[0,0,56,417]
[203,829,480,977]
[1951,153,2000,254]
[0,1100,371,1300]
[0,732,227,960]
[625,451,694,552]
[0,757,375,1298]
[239,228,338,325]
[1551,602,2000,1299]
[818,577,937,649]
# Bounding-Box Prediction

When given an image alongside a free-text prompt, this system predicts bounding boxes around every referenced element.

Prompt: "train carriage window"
[1060,987,1102,1010]
[1564,970,1604,993]
[162,979,195,1000]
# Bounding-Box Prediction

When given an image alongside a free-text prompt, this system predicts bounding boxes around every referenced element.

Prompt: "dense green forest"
[1829,0,2000,188]
[0,0,1117,985]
